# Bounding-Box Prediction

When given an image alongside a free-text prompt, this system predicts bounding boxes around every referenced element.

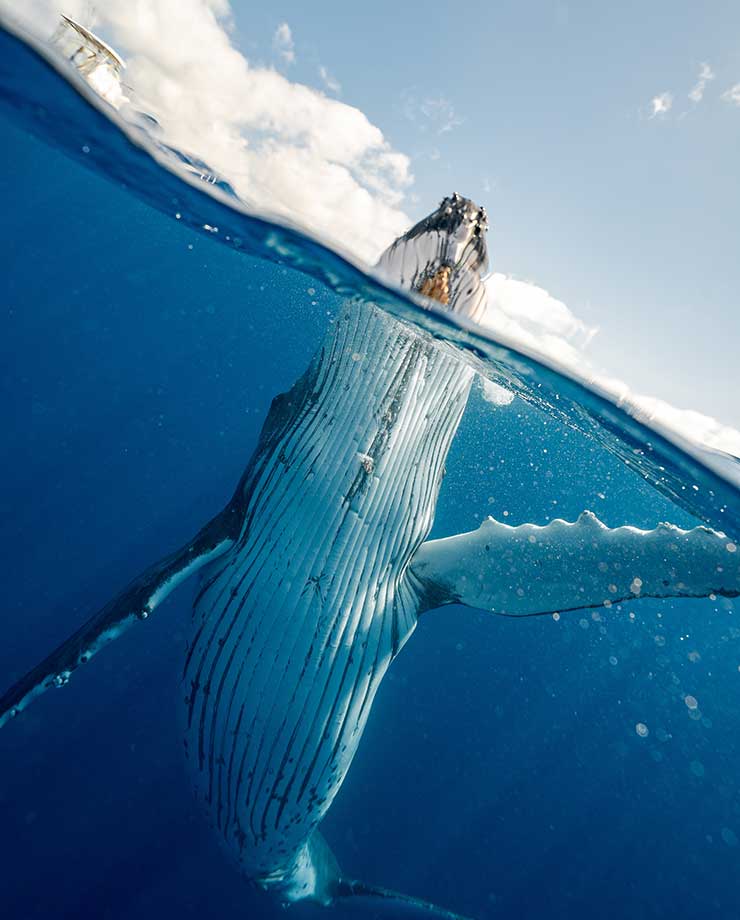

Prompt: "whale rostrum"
[1,195,738,918]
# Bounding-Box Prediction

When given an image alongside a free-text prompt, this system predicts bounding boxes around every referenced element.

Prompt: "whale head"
[375,192,489,323]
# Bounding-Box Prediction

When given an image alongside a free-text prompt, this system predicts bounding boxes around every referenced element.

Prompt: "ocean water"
[2,19,740,920]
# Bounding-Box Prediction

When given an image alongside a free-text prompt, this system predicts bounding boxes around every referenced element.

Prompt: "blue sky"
[226,0,740,425]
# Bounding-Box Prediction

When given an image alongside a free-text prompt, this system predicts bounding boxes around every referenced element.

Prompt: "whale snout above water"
[375,192,489,322]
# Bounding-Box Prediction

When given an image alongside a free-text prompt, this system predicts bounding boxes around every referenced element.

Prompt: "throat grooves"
[183,302,473,876]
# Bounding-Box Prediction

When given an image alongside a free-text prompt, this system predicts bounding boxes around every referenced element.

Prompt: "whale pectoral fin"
[333,878,473,919]
[290,830,470,918]
[409,512,740,618]
[0,504,239,728]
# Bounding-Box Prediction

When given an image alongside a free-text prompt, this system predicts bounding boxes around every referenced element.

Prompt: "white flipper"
[410,511,740,617]
[0,505,240,729]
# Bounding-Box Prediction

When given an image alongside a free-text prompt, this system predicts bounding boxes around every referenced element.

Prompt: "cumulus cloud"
[273,22,295,65]
[481,273,597,369]
[479,275,740,457]
[6,0,412,261]
[650,92,673,118]
[688,62,714,103]
[610,392,740,458]
[721,83,740,106]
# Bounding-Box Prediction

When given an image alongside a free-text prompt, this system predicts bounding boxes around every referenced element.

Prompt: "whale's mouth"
[417,265,452,305]
[375,192,489,322]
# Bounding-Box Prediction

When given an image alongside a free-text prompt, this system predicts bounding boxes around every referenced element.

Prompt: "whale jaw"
[375,192,489,323]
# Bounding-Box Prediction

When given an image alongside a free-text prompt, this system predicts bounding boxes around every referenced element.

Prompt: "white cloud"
[479,275,740,457]
[613,392,740,457]
[688,62,714,102]
[400,89,462,134]
[6,0,412,261]
[482,273,597,360]
[318,65,341,95]
[273,22,295,66]
[650,92,673,118]
[721,83,740,106]
[420,96,462,134]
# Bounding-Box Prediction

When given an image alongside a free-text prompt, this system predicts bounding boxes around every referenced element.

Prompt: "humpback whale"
[1,195,739,918]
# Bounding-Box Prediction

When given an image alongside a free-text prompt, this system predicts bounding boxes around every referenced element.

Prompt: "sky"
[5,0,740,449]
[228,0,740,430]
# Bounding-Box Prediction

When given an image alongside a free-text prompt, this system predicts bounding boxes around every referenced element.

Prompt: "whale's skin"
[184,300,473,895]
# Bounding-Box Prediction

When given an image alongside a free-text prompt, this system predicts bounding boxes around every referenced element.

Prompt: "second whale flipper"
[0,503,240,729]
[277,829,472,919]
[0,361,320,730]
[333,879,473,919]
[410,511,740,618]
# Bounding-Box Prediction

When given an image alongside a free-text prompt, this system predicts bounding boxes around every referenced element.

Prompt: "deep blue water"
[2,19,740,920]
